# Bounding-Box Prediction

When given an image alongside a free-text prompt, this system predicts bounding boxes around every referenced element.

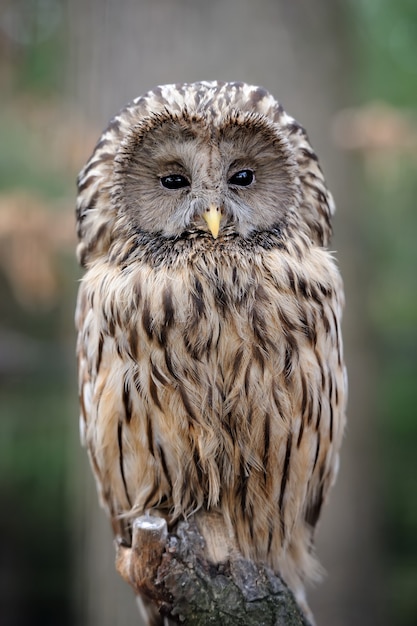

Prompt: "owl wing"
[286,251,346,587]
[76,273,134,540]
[75,258,197,541]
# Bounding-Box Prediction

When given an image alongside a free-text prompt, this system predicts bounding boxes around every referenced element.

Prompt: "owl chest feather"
[78,235,345,574]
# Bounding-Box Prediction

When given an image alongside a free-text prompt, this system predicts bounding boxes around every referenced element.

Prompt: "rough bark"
[116,515,310,626]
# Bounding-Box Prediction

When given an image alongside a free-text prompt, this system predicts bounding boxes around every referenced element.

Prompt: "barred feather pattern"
[75,81,346,621]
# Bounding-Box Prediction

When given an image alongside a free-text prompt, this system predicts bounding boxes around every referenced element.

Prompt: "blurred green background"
[0,1,416,625]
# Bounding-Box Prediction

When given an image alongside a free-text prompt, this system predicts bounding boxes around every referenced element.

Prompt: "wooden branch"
[116,513,311,625]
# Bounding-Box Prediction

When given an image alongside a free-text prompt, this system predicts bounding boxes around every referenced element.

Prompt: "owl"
[75,81,346,624]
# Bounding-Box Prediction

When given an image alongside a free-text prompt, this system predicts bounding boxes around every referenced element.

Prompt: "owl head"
[76,81,334,267]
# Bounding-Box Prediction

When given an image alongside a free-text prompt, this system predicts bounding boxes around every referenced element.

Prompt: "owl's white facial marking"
[112,110,301,241]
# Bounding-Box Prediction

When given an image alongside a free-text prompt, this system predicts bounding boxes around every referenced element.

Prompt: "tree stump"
[116,513,311,625]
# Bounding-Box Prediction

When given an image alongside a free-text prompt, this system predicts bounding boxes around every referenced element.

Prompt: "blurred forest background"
[0,1,416,625]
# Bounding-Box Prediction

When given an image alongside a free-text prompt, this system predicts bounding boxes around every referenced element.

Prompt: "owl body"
[76,81,346,618]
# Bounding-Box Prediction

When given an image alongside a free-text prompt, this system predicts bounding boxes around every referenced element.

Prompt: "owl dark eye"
[160,174,190,190]
[228,169,254,187]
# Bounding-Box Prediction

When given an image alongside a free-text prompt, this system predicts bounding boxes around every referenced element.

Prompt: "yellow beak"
[202,205,222,239]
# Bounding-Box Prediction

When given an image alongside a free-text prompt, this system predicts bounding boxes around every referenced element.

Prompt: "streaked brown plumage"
[75,81,346,623]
